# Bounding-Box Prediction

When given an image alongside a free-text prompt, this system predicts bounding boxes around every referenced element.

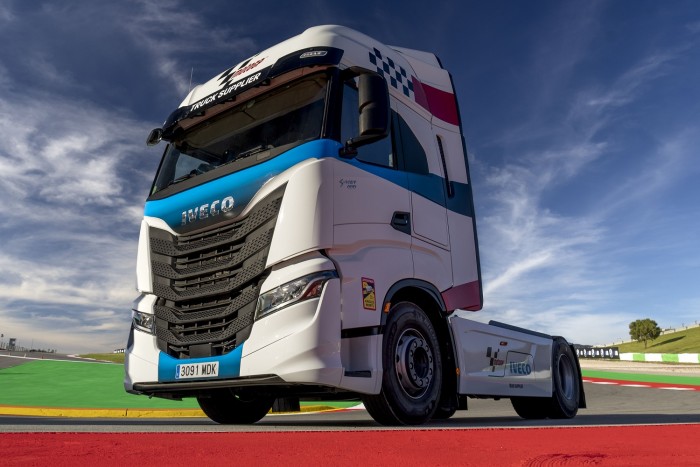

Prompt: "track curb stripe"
[0,404,344,418]
[583,377,700,391]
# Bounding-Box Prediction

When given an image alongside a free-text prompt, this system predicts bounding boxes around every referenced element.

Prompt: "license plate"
[175,361,219,379]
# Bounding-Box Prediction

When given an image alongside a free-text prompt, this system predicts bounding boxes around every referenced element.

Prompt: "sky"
[0,0,698,354]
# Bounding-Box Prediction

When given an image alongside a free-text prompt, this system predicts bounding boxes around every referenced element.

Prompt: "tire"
[510,337,580,420]
[197,389,274,424]
[432,405,457,420]
[363,301,442,425]
[547,337,579,419]
[511,396,550,419]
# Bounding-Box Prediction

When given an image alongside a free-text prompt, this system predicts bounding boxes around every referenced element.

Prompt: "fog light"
[255,271,337,320]
[132,310,155,334]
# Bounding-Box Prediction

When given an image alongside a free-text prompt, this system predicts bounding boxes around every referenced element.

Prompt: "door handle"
[391,211,411,235]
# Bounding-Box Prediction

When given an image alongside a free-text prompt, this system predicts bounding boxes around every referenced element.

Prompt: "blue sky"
[0,1,698,353]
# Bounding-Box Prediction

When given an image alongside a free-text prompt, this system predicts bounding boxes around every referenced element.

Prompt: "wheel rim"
[557,354,576,401]
[394,328,434,399]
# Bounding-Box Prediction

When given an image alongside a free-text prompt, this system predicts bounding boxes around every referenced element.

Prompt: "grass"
[80,353,125,364]
[613,326,700,354]
[0,359,359,410]
[0,360,198,408]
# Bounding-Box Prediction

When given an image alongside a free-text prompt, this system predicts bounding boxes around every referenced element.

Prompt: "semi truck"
[125,25,585,425]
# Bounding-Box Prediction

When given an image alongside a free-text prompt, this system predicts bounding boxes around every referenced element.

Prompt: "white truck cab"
[125,25,585,425]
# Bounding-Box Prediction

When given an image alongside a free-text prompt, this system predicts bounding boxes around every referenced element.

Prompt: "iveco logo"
[181,196,235,225]
[300,51,327,59]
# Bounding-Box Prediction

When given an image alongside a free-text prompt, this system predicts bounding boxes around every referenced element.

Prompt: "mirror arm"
[339,140,358,158]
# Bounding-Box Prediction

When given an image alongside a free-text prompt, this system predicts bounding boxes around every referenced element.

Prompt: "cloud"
[567,51,677,140]
[476,143,613,343]
[0,0,264,354]
[1,302,130,353]
[123,0,258,96]
[0,0,262,354]
[0,70,153,354]
[0,90,148,208]
[597,127,700,217]
[473,24,698,345]
[24,53,77,88]
[0,3,14,24]
[686,21,700,35]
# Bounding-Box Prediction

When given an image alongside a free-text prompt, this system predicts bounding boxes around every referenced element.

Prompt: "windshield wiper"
[167,165,215,187]
[229,144,273,162]
[167,171,198,187]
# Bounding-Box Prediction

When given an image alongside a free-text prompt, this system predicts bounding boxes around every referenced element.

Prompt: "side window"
[393,113,429,175]
[341,82,394,168]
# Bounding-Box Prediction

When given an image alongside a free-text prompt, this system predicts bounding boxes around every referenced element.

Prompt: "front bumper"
[125,275,343,397]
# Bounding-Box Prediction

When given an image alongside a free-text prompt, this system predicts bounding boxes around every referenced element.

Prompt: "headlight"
[255,271,337,320]
[132,310,155,334]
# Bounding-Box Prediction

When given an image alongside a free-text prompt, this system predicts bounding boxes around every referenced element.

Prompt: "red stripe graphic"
[412,77,460,125]
[441,280,482,311]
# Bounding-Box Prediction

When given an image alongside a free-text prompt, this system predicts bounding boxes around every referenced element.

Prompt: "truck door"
[392,103,450,247]
[331,80,412,334]
[392,102,452,291]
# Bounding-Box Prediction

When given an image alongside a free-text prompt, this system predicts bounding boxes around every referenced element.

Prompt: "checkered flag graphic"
[369,48,414,99]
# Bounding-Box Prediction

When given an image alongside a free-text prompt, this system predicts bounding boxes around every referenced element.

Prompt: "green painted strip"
[0,360,199,409]
[581,369,700,386]
[308,401,361,409]
[0,360,361,411]
[661,354,679,363]
[632,353,645,362]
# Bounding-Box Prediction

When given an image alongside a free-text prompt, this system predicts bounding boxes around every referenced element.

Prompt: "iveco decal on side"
[125,25,585,425]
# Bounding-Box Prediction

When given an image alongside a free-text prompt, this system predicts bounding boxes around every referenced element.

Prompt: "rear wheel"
[510,337,580,419]
[432,405,457,420]
[363,301,442,425]
[197,390,274,424]
[511,396,550,419]
[548,338,579,419]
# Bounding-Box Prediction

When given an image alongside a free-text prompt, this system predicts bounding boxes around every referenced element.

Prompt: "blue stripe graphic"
[144,138,473,231]
[144,139,339,229]
[343,157,474,217]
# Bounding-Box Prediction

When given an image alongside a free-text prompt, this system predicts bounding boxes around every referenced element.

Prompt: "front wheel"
[363,301,442,425]
[197,389,274,424]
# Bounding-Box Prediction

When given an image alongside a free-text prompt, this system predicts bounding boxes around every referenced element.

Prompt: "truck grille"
[149,188,284,359]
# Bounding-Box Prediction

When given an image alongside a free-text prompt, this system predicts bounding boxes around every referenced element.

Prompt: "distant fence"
[575,346,700,364]
[575,346,620,359]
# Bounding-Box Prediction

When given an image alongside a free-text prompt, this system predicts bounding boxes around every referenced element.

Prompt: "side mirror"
[357,73,389,141]
[146,128,163,146]
[341,73,389,156]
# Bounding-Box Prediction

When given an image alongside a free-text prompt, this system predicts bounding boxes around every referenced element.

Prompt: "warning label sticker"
[362,277,376,310]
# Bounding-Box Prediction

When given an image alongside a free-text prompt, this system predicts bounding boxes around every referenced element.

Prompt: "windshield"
[151,72,329,195]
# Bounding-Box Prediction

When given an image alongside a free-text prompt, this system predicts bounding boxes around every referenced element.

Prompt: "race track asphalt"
[1,351,699,424]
